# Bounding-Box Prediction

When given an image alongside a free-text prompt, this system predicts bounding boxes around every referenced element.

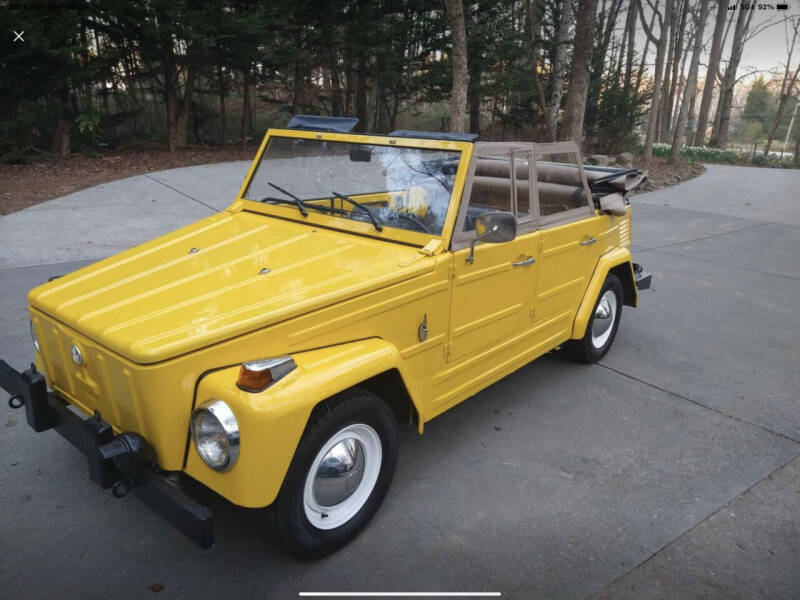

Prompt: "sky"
[738,1,800,75]
[634,0,800,84]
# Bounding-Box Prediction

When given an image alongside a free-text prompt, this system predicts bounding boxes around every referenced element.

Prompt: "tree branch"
[638,0,661,44]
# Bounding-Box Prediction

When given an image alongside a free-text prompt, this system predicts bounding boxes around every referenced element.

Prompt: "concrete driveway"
[1,163,798,599]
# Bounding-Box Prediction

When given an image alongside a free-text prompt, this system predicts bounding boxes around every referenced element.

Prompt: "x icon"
[13,30,24,42]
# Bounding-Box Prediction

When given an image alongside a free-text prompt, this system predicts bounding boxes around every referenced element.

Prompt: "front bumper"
[0,359,214,548]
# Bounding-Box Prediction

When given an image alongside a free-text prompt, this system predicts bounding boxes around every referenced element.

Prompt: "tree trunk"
[528,0,553,140]
[634,5,658,102]
[52,118,71,156]
[445,0,469,133]
[586,0,623,138]
[669,0,709,163]
[162,27,179,153]
[710,2,752,148]
[548,0,574,137]
[240,68,250,150]
[355,51,369,132]
[764,19,800,155]
[329,51,344,116]
[623,0,638,94]
[692,3,726,146]
[766,62,800,156]
[175,54,196,148]
[662,0,687,141]
[671,20,693,134]
[656,0,677,142]
[218,62,227,146]
[640,0,674,163]
[469,66,481,134]
[561,0,599,143]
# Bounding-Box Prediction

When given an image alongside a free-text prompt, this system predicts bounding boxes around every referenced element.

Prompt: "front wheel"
[568,273,623,363]
[267,390,398,558]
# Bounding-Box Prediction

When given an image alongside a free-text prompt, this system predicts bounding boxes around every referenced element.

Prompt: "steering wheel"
[390,211,432,233]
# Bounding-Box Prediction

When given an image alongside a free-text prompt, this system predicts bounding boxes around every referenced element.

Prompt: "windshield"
[243,136,461,236]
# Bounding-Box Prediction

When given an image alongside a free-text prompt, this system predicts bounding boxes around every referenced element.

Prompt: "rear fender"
[183,338,420,508]
[571,248,636,340]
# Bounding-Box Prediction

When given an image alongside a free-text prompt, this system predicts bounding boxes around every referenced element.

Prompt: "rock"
[586,154,610,166]
[616,152,634,166]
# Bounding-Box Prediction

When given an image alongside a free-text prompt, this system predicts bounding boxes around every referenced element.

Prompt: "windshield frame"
[231,128,474,249]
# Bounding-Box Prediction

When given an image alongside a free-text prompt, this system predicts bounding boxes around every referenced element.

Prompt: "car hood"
[28,210,433,364]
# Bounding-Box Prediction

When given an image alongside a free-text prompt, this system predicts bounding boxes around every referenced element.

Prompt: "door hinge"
[529,309,536,322]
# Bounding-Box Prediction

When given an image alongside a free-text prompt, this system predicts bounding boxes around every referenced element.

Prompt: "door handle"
[580,237,597,246]
[512,256,536,267]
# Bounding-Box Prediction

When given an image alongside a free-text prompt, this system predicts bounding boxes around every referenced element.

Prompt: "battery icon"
[776,3,788,8]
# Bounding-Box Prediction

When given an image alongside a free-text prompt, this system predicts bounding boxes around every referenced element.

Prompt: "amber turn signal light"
[236,356,297,392]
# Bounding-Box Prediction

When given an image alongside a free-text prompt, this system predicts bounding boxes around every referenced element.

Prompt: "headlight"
[190,400,240,471]
[30,320,40,353]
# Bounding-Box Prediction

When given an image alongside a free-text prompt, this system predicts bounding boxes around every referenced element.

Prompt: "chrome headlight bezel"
[190,399,240,472]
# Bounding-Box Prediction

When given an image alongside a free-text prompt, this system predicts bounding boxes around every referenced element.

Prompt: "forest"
[1,0,798,166]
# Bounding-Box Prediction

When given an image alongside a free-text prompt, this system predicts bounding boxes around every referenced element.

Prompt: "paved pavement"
[0,163,798,599]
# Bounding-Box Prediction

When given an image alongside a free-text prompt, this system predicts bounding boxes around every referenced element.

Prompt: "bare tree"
[548,0,574,137]
[765,17,800,155]
[669,0,709,163]
[710,2,753,148]
[670,16,695,134]
[621,0,639,94]
[634,4,659,100]
[445,0,469,133]
[692,0,727,145]
[623,0,639,93]
[528,0,553,140]
[639,0,674,162]
[561,0,599,143]
[659,0,686,142]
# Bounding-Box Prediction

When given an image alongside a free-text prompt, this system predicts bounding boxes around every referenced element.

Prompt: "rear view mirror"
[467,211,516,264]
[349,148,372,162]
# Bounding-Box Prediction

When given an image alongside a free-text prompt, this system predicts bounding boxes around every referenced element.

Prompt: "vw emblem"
[70,345,83,366]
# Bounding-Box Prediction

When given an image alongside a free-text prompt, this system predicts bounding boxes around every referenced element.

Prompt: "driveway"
[1,163,798,599]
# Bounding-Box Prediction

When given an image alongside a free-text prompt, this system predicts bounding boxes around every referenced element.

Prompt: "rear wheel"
[267,390,398,558]
[568,273,623,363]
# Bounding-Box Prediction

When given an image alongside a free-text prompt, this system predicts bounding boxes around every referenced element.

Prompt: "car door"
[447,145,540,364]
[531,143,603,337]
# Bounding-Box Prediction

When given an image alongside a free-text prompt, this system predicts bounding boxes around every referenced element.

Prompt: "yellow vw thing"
[1,115,650,557]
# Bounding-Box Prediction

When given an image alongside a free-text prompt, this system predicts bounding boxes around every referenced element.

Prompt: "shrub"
[643,143,798,168]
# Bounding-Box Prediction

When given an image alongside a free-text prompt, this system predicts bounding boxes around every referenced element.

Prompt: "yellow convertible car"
[1,115,650,557]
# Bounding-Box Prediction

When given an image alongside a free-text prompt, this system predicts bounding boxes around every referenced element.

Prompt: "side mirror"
[467,211,516,264]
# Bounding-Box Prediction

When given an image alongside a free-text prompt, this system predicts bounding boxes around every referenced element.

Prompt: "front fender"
[571,248,636,340]
[184,338,419,508]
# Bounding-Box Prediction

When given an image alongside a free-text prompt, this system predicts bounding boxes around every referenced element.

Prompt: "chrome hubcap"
[303,423,382,530]
[312,438,365,507]
[591,290,617,349]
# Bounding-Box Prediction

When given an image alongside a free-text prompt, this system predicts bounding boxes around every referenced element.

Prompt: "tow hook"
[97,431,155,498]
[112,476,137,498]
[8,394,23,409]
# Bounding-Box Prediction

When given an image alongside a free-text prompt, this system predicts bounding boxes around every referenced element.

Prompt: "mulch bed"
[0,146,255,215]
[632,156,706,194]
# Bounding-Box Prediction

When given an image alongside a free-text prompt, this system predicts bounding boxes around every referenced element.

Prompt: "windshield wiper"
[332,191,383,232]
[267,182,307,217]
